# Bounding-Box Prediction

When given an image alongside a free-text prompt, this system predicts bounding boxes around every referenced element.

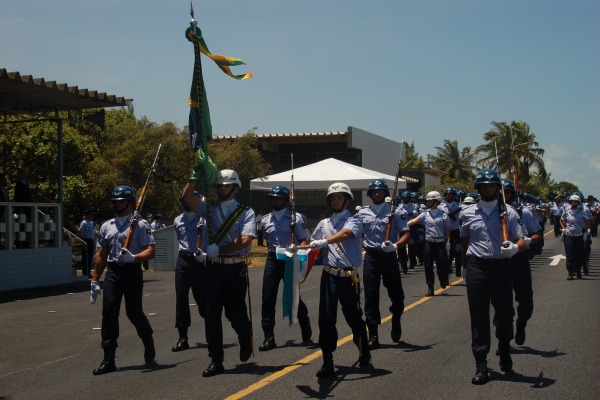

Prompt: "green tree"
[432,139,477,187]
[476,121,545,186]
[400,141,425,168]
[209,129,273,180]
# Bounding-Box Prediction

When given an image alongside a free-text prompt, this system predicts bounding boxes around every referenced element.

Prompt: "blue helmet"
[457,190,466,198]
[444,186,457,195]
[401,190,412,198]
[473,169,501,188]
[367,179,390,197]
[501,178,515,192]
[111,185,136,202]
[411,191,419,198]
[268,185,290,200]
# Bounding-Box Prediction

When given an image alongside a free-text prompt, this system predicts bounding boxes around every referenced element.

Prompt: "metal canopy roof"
[0,67,131,115]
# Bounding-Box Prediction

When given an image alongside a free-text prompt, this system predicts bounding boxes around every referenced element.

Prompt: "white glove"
[194,250,207,263]
[206,243,219,258]
[445,243,451,253]
[384,196,392,204]
[381,241,397,253]
[310,239,329,249]
[500,241,519,258]
[90,281,101,304]
[118,248,136,264]
[524,236,532,246]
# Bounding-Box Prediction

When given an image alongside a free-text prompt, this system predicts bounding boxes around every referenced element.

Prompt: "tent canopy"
[250,158,407,191]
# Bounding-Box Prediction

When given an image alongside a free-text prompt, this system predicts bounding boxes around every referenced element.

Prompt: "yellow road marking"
[226,277,464,400]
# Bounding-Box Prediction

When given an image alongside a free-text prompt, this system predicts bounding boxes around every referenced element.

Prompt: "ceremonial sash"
[212,204,246,245]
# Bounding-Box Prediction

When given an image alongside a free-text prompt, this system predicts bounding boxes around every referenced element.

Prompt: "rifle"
[385,142,404,241]
[285,153,297,257]
[494,141,510,244]
[196,197,206,254]
[123,144,162,250]
[510,126,522,216]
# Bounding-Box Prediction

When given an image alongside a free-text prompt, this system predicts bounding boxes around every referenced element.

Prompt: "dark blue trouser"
[363,249,404,328]
[261,253,308,333]
[553,215,562,237]
[465,257,514,358]
[511,251,533,325]
[175,254,206,331]
[424,241,449,286]
[448,229,462,268]
[204,261,252,363]
[564,235,585,272]
[101,263,153,350]
[318,271,369,359]
[82,238,95,276]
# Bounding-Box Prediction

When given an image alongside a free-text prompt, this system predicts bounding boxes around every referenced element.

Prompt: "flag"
[185,22,252,189]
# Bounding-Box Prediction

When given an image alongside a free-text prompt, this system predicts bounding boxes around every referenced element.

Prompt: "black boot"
[567,269,574,280]
[172,337,190,352]
[391,314,402,343]
[300,317,313,343]
[143,337,156,365]
[367,325,380,350]
[316,353,334,378]
[426,285,435,297]
[202,361,225,377]
[258,334,277,351]
[401,262,408,274]
[498,342,513,373]
[576,268,582,279]
[472,361,489,385]
[239,335,253,362]
[93,347,116,375]
[514,321,526,346]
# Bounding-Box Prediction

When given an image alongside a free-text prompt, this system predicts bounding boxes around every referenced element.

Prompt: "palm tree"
[475,121,545,190]
[432,139,477,186]
[400,141,425,168]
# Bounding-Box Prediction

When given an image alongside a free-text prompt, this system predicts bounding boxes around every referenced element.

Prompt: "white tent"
[250,158,407,191]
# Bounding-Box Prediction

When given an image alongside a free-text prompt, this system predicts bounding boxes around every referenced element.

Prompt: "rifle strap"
[212,204,246,245]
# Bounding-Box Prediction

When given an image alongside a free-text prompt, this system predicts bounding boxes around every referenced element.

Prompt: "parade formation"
[79,4,600,390]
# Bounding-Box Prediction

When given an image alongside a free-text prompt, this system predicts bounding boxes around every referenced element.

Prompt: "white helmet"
[426,191,442,202]
[327,182,353,200]
[216,169,241,188]
[463,196,475,205]
[569,194,581,203]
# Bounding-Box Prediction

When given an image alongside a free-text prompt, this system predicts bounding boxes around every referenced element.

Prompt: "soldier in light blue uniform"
[183,169,255,378]
[171,190,207,353]
[560,194,591,280]
[460,170,525,385]
[310,182,370,378]
[78,210,96,278]
[357,179,410,350]
[409,191,451,296]
[498,178,542,347]
[440,187,463,276]
[398,190,416,270]
[258,184,311,352]
[91,185,156,375]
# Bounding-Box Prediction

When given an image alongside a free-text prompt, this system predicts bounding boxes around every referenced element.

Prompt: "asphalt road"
[1,231,599,400]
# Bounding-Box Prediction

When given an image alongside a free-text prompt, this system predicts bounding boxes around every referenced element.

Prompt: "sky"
[2,0,599,197]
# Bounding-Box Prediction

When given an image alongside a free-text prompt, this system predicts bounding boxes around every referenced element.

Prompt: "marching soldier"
[310,182,371,377]
[357,179,410,350]
[560,194,592,280]
[91,185,156,375]
[171,190,207,352]
[439,187,462,276]
[258,185,312,351]
[460,170,525,384]
[499,178,542,346]
[408,191,451,296]
[183,169,255,377]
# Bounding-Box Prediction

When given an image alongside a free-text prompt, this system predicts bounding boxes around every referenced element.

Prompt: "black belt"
[179,251,196,258]
[107,261,142,269]
[468,256,508,267]
[364,247,384,254]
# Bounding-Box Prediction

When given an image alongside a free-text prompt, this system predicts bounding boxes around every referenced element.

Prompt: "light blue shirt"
[413,209,450,239]
[79,219,95,240]
[561,207,589,235]
[439,201,461,230]
[460,203,524,259]
[97,214,155,263]
[357,204,409,248]
[206,200,256,256]
[311,210,363,268]
[262,209,308,252]
[174,212,205,253]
